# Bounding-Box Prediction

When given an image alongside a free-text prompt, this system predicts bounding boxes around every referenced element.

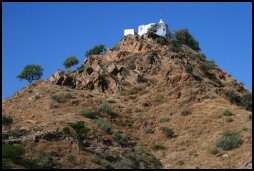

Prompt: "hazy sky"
[2,2,252,99]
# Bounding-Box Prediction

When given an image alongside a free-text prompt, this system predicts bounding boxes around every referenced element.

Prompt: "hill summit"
[2,33,252,169]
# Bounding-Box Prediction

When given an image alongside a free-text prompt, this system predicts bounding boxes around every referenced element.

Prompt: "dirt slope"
[2,34,252,169]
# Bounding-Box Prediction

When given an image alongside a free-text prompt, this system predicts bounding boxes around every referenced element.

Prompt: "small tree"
[147,24,160,39]
[17,64,43,83]
[85,44,105,57]
[175,29,200,51]
[63,56,79,72]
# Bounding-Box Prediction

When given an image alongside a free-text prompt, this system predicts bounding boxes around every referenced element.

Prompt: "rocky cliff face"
[2,34,252,169]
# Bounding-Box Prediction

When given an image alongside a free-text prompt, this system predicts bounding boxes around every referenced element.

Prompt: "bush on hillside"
[175,29,201,51]
[215,131,242,150]
[80,111,101,119]
[2,115,13,126]
[85,44,105,57]
[160,127,174,138]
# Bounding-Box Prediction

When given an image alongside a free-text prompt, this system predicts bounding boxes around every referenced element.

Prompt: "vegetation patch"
[2,144,25,169]
[48,99,57,109]
[215,131,242,150]
[160,127,174,138]
[80,111,101,119]
[96,118,112,134]
[151,143,166,151]
[2,115,13,126]
[128,63,136,70]
[112,131,123,144]
[199,61,214,74]
[115,146,162,169]
[208,146,219,155]
[225,116,234,122]
[180,108,190,116]
[51,91,72,103]
[185,64,193,74]
[99,102,112,114]
[62,121,90,143]
[226,87,240,104]
[144,127,154,134]
[222,109,232,116]
[240,93,252,111]
[175,29,200,51]
[86,44,105,57]
[159,115,170,123]
[168,40,181,53]
[155,36,168,45]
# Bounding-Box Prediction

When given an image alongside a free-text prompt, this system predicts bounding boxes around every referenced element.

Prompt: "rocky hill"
[2,34,252,169]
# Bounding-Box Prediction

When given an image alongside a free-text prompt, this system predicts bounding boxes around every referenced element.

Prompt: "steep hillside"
[2,34,252,169]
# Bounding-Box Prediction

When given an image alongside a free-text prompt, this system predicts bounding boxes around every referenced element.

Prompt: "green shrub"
[180,108,190,116]
[86,44,105,57]
[99,102,112,114]
[91,154,102,164]
[116,158,138,169]
[199,53,206,59]
[169,40,181,53]
[137,75,148,83]
[199,62,213,74]
[208,146,219,155]
[80,111,100,119]
[62,127,71,136]
[17,64,43,83]
[2,158,13,169]
[2,144,25,160]
[225,116,234,122]
[147,24,160,39]
[96,118,112,134]
[128,63,136,70]
[226,88,240,104]
[222,109,232,116]
[2,115,13,126]
[155,36,168,45]
[239,82,245,86]
[215,131,242,150]
[144,127,154,134]
[2,144,26,168]
[121,68,130,76]
[99,68,107,78]
[70,121,90,135]
[63,121,90,143]
[67,155,76,164]
[242,126,249,132]
[112,131,123,143]
[151,143,166,151]
[175,29,200,51]
[115,146,162,169]
[240,93,252,111]
[48,99,57,109]
[51,91,72,103]
[185,64,193,74]
[37,151,53,168]
[160,127,174,138]
[159,116,170,123]
[147,156,162,169]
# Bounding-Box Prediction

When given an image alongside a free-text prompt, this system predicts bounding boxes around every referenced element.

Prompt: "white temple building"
[124,18,171,38]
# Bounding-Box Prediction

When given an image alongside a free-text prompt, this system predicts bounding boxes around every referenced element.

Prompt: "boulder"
[49,71,76,88]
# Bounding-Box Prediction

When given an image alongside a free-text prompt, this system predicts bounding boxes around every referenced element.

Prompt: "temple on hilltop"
[124,18,174,38]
